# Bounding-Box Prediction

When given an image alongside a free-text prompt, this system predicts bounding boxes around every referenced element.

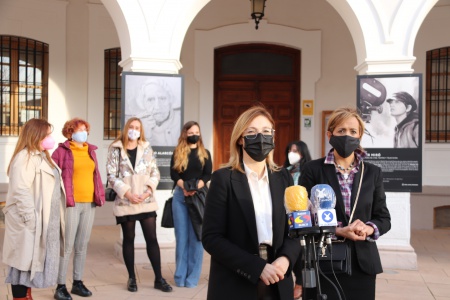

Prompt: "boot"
[54,284,72,300]
[26,287,33,300]
[13,297,27,300]
[71,280,92,297]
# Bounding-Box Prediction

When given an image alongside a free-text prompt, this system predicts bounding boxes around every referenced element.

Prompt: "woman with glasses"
[170,121,212,288]
[202,106,299,300]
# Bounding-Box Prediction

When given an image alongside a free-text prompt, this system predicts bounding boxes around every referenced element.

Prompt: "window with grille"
[426,47,450,143]
[0,36,48,136]
[104,48,122,139]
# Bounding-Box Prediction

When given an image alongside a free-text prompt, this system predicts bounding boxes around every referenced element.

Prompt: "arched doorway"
[213,43,301,169]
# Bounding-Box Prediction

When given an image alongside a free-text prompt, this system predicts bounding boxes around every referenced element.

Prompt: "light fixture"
[250,0,266,30]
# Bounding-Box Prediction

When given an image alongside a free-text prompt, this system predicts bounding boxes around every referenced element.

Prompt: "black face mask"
[329,135,360,158]
[187,135,200,144]
[243,133,275,162]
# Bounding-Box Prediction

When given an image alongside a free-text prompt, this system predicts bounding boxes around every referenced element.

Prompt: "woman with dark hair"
[106,117,172,293]
[283,140,312,299]
[283,140,312,185]
[170,121,212,288]
[300,107,391,300]
[52,118,105,300]
[202,106,299,300]
[3,119,66,300]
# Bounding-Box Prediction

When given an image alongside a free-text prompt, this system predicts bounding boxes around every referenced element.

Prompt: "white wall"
[0,0,69,183]
[414,5,450,186]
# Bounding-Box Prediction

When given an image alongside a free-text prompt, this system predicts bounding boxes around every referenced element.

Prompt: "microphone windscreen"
[311,184,336,209]
[285,185,309,213]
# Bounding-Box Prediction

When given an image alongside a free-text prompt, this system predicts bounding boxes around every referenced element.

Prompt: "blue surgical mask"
[72,131,88,143]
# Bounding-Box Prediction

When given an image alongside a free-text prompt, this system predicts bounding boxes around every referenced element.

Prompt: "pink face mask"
[41,135,55,150]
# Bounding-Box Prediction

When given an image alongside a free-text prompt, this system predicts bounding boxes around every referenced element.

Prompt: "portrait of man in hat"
[386,91,419,148]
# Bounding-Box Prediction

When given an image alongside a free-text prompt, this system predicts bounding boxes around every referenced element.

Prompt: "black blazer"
[299,158,391,275]
[202,166,299,300]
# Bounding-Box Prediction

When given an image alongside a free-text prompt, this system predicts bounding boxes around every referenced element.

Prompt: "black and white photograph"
[122,72,184,189]
[358,75,420,148]
[357,74,422,192]
[123,72,183,147]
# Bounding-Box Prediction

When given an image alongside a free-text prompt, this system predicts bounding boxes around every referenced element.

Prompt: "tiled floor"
[1,226,450,300]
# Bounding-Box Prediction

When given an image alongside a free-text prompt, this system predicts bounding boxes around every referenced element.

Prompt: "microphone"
[311,184,337,227]
[284,185,312,230]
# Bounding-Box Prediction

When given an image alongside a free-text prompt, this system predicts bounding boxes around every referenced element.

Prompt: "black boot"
[154,278,173,292]
[71,281,92,297]
[127,278,138,292]
[54,284,72,300]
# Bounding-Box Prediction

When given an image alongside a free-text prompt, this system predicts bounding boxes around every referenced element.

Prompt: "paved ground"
[1,226,450,300]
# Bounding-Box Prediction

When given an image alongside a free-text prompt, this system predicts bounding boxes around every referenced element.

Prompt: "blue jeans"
[172,186,204,287]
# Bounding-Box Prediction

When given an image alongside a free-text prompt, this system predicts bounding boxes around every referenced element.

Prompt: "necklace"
[335,161,355,173]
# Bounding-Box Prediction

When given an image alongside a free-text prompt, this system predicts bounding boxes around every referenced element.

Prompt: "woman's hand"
[183,189,196,197]
[350,219,374,238]
[125,191,142,204]
[260,263,284,286]
[138,189,152,201]
[336,220,368,241]
[197,179,205,189]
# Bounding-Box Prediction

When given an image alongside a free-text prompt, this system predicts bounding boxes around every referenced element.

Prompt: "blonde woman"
[170,121,212,288]
[106,117,172,293]
[202,106,299,300]
[300,107,391,300]
[3,119,66,300]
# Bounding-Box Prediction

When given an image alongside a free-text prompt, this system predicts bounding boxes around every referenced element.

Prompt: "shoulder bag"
[161,194,174,228]
[318,162,364,276]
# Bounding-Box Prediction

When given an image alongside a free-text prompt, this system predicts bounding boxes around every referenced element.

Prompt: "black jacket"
[202,166,299,300]
[299,158,391,275]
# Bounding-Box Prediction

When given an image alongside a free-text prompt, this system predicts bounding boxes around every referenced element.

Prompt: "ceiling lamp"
[250,0,266,30]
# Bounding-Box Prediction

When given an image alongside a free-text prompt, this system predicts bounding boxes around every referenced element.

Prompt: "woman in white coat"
[2,118,66,300]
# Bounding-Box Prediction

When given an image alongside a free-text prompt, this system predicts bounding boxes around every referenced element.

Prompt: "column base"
[378,244,417,270]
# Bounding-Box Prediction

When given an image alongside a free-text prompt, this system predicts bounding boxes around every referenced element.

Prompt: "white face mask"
[288,152,301,165]
[128,129,140,140]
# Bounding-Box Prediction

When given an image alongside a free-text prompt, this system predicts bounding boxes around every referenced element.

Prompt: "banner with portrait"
[122,72,184,189]
[357,74,422,192]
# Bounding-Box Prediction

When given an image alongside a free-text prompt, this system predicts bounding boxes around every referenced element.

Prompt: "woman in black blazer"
[202,106,300,300]
[300,107,391,300]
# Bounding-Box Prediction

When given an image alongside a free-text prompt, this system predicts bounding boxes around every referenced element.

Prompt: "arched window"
[426,47,450,143]
[104,47,122,139]
[0,35,48,136]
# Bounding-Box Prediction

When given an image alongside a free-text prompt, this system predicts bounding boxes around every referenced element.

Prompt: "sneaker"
[127,278,138,292]
[54,285,72,300]
[154,278,173,292]
[71,281,92,297]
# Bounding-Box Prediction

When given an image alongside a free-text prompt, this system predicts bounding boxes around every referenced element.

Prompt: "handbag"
[318,162,364,276]
[105,148,120,202]
[161,196,174,228]
[184,185,208,241]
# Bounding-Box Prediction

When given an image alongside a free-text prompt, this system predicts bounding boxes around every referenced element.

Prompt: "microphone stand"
[290,226,328,300]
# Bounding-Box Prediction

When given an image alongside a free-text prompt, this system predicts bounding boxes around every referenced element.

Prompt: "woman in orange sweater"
[51,118,105,300]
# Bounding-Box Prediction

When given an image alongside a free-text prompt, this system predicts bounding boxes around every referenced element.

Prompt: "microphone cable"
[316,242,346,300]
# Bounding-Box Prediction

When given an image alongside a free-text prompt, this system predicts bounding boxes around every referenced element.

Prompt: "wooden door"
[214,44,301,170]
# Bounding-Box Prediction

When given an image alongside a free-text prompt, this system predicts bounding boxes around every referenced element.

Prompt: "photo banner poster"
[121,72,184,190]
[357,74,422,192]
